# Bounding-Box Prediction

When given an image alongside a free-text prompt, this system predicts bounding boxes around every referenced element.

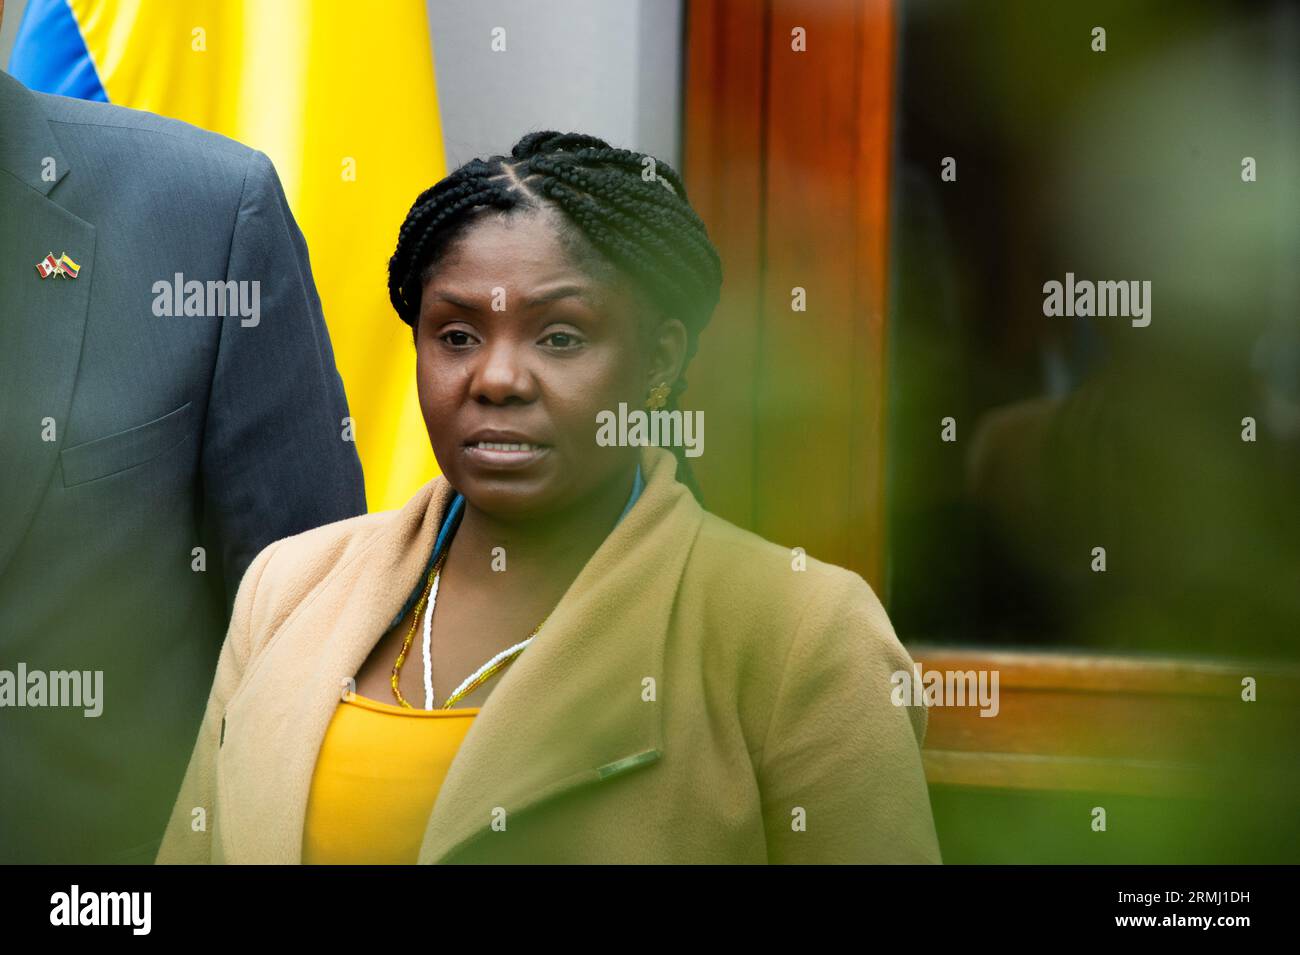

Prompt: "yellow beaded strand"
[390,551,445,709]
[391,550,547,710]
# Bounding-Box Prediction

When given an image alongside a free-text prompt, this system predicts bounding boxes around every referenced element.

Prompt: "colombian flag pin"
[57,252,81,279]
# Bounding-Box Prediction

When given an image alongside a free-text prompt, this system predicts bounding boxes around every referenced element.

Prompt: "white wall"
[427,0,683,170]
[0,0,29,67]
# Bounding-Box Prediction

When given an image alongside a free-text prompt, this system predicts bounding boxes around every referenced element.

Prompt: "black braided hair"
[387,130,724,502]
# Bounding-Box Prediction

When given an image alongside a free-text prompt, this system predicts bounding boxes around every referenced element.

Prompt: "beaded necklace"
[389,464,644,710]
[390,549,547,709]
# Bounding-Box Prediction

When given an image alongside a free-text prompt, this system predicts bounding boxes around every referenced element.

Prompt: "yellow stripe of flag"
[70,0,445,510]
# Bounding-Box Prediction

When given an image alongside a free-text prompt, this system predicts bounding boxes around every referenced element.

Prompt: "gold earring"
[645,382,671,411]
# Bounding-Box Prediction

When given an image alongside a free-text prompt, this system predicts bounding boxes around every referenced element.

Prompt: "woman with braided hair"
[156,131,941,865]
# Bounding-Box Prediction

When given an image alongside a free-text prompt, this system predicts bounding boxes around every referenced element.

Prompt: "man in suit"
[0,53,367,861]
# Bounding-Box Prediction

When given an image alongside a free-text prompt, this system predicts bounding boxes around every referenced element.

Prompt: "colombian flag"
[9,0,446,511]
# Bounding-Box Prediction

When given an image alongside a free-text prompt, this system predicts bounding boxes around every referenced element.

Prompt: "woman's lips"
[462,440,551,469]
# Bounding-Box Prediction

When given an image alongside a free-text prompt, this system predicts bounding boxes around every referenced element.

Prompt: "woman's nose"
[470,338,536,404]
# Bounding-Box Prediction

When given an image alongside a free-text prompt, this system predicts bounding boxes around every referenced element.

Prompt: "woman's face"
[414,208,682,520]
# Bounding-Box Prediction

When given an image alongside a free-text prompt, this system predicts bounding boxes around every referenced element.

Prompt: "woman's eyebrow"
[429,285,600,311]
[523,284,598,308]
[427,290,483,311]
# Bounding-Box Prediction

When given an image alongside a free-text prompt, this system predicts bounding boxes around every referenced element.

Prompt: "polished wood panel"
[684,0,896,589]
[911,646,1300,797]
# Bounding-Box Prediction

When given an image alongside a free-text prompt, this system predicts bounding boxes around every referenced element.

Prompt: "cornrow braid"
[387,130,724,502]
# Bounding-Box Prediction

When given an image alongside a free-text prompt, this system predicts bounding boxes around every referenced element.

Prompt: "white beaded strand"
[421,567,440,709]
[444,635,539,706]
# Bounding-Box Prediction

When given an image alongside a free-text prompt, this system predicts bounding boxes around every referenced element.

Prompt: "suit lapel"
[0,72,94,578]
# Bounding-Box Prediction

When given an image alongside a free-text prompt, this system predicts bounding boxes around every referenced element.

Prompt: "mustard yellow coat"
[155,446,942,864]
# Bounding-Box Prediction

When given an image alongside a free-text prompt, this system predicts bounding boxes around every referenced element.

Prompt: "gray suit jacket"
[0,70,367,862]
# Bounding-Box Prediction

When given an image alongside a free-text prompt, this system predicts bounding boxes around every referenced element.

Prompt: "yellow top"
[302,694,479,864]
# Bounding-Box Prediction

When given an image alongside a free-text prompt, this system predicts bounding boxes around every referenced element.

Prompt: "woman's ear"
[645,316,688,394]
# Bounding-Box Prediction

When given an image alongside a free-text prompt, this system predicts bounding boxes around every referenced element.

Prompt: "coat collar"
[0,70,71,195]
[219,445,704,863]
[386,461,644,632]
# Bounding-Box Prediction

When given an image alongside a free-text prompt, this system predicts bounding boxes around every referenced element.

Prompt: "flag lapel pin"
[36,251,80,280]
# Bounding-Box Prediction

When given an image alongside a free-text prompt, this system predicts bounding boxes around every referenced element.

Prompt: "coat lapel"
[219,446,703,864]
[0,71,95,579]
[419,446,701,863]
[217,474,453,863]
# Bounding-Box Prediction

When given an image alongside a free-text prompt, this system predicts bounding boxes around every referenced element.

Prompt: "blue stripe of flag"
[7,0,110,102]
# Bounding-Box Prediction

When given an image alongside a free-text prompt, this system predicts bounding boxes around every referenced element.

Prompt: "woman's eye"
[440,330,474,348]
[542,331,584,349]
